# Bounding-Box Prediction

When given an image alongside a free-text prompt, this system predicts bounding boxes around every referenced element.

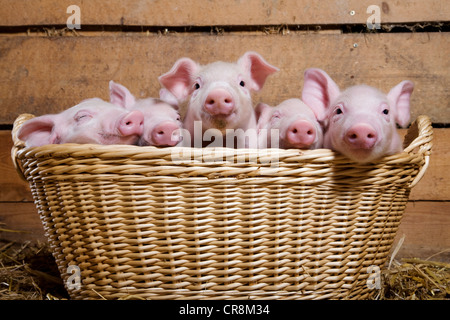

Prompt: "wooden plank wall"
[0,0,449,262]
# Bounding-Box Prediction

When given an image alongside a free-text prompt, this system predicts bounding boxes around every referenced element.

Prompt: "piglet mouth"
[99,132,140,145]
[202,110,238,129]
[212,116,233,129]
[345,139,378,151]
[281,140,317,150]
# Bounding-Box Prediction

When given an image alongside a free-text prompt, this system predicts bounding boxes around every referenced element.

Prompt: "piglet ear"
[255,102,273,130]
[17,115,58,147]
[158,58,199,101]
[301,68,340,122]
[109,81,136,109]
[238,51,279,92]
[159,88,179,110]
[387,80,413,128]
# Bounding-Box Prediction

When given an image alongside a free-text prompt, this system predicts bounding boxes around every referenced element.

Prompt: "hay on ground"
[375,257,450,300]
[0,236,68,300]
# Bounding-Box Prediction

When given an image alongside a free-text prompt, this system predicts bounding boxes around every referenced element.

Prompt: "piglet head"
[18,98,144,147]
[131,98,183,147]
[109,81,182,147]
[256,99,323,149]
[158,51,278,132]
[302,68,413,163]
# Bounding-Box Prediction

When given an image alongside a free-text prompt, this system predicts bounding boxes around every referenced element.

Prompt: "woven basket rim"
[11,114,433,188]
[12,114,432,162]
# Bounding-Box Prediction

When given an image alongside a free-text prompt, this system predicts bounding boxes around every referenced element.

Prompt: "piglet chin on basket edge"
[17,98,144,147]
[301,68,413,163]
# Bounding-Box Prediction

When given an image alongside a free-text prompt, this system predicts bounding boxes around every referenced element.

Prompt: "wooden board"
[0,32,448,125]
[0,202,44,243]
[0,132,33,202]
[0,0,448,27]
[395,201,450,262]
[400,128,450,201]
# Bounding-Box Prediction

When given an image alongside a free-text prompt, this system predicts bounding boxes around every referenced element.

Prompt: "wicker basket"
[11,114,433,300]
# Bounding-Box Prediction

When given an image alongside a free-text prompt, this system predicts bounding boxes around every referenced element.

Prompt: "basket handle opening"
[409,155,430,188]
[402,115,433,188]
[403,115,433,155]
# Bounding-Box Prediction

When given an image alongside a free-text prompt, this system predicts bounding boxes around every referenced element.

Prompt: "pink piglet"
[302,68,413,163]
[109,81,183,147]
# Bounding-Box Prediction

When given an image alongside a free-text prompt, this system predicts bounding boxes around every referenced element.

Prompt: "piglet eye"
[75,111,92,122]
[336,108,343,115]
[383,109,389,115]
[194,82,200,90]
[239,80,245,87]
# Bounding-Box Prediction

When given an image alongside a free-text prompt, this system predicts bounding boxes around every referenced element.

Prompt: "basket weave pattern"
[12,114,433,300]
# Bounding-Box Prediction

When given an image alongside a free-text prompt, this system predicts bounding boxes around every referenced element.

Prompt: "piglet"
[256,98,323,149]
[158,51,279,148]
[301,68,413,163]
[18,98,144,147]
[109,81,182,147]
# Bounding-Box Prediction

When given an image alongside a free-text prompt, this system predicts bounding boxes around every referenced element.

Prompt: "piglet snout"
[204,88,235,116]
[118,110,144,136]
[151,121,181,146]
[345,124,378,149]
[286,119,316,148]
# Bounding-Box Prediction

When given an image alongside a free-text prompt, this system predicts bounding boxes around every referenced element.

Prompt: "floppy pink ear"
[387,80,414,128]
[255,102,274,130]
[109,81,136,109]
[301,68,340,121]
[238,51,279,91]
[17,115,58,147]
[158,58,199,101]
